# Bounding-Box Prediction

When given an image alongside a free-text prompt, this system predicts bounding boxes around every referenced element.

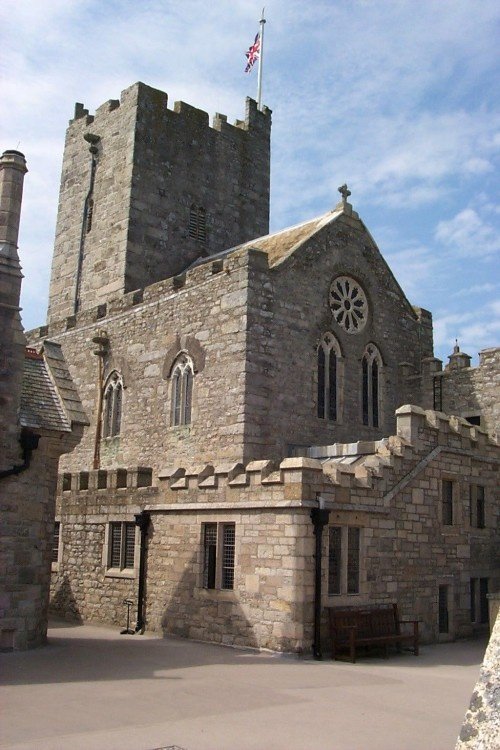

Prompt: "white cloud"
[435,207,500,258]
[1,0,499,359]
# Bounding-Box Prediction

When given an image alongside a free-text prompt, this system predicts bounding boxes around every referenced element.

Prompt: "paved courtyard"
[0,621,485,750]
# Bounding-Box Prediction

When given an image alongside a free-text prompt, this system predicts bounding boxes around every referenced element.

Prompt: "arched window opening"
[361,345,382,428]
[171,354,194,426]
[317,333,341,422]
[102,372,123,438]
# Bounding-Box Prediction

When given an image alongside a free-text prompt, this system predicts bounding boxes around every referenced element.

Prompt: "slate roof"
[20,343,88,433]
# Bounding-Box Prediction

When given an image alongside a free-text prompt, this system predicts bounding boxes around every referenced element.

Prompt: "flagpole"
[257,8,266,110]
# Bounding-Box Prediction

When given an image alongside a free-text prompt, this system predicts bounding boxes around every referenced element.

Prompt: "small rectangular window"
[470,577,489,624]
[438,585,449,633]
[470,485,485,529]
[328,526,361,596]
[202,522,235,591]
[108,522,136,570]
[347,527,360,594]
[433,376,443,411]
[442,480,454,525]
[203,523,217,589]
[79,471,89,490]
[52,522,61,564]
[328,527,342,596]
[221,524,235,590]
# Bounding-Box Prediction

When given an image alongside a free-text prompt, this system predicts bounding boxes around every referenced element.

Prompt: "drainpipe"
[0,427,40,480]
[134,510,151,633]
[74,133,100,314]
[310,500,330,660]
[91,330,109,469]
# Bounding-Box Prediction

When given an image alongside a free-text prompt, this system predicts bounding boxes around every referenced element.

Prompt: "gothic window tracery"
[329,276,368,334]
[317,332,342,421]
[102,371,123,438]
[171,353,194,426]
[361,344,382,428]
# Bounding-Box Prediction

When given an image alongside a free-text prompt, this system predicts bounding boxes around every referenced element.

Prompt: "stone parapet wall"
[420,347,500,438]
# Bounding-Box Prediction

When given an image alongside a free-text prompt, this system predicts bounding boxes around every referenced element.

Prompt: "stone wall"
[419,347,499,438]
[441,347,500,438]
[31,249,256,472]
[243,211,435,459]
[51,408,499,652]
[2,434,64,649]
[47,83,271,322]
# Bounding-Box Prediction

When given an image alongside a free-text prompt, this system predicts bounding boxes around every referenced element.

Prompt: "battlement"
[47,81,271,323]
[69,82,271,136]
[56,406,499,510]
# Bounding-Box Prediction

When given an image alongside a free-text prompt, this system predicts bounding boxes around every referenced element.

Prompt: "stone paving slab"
[0,621,488,750]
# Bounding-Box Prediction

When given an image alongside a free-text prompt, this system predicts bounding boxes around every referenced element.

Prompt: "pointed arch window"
[171,354,194,426]
[361,345,382,428]
[317,333,342,421]
[102,371,123,438]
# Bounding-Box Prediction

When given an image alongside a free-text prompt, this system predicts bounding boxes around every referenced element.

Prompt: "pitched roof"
[20,350,71,431]
[20,343,88,433]
[235,208,345,266]
[189,205,348,271]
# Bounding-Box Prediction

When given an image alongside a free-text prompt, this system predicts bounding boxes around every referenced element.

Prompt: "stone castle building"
[25,82,499,654]
[0,150,86,651]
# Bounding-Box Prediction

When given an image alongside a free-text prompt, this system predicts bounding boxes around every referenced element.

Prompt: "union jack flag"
[245,33,260,73]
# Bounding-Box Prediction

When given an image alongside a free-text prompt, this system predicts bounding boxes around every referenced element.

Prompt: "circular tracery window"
[329,276,368,333]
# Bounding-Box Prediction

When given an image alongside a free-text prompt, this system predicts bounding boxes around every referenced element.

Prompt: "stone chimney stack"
[0,149,28,468]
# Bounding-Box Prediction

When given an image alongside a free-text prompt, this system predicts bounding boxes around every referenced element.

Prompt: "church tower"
[47,82,271,323]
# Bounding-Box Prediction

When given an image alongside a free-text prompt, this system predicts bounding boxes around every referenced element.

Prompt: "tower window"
[189,205,207,244]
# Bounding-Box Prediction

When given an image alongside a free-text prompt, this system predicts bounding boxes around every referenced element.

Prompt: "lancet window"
[102,371,123,438]
[171,354,194,426]
[317,332,342,421]
[361,344,382,428]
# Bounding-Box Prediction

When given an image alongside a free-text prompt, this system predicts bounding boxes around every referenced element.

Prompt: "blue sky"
[1,0,499,364]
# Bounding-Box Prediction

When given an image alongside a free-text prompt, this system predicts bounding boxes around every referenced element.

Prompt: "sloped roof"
[190,205,347,271]
[20,343,88,433]
[238,208,343,266]
[20,350,71,431]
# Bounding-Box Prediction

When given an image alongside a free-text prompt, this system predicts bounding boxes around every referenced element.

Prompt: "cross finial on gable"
[338,183,351,203]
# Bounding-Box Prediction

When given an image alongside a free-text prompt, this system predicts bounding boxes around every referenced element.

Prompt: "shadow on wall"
[49,575,83,624]
[157,552,260,649]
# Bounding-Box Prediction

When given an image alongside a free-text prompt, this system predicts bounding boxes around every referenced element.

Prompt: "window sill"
[105,568,137,580]
[51,562,60,573]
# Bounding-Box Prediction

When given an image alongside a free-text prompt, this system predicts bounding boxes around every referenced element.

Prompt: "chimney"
[0,150,28,467]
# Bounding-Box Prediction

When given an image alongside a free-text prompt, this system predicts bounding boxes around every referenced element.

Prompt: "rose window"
[329,276,368,333]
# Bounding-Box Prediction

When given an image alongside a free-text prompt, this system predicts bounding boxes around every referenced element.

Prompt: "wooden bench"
[327,604,419,662]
